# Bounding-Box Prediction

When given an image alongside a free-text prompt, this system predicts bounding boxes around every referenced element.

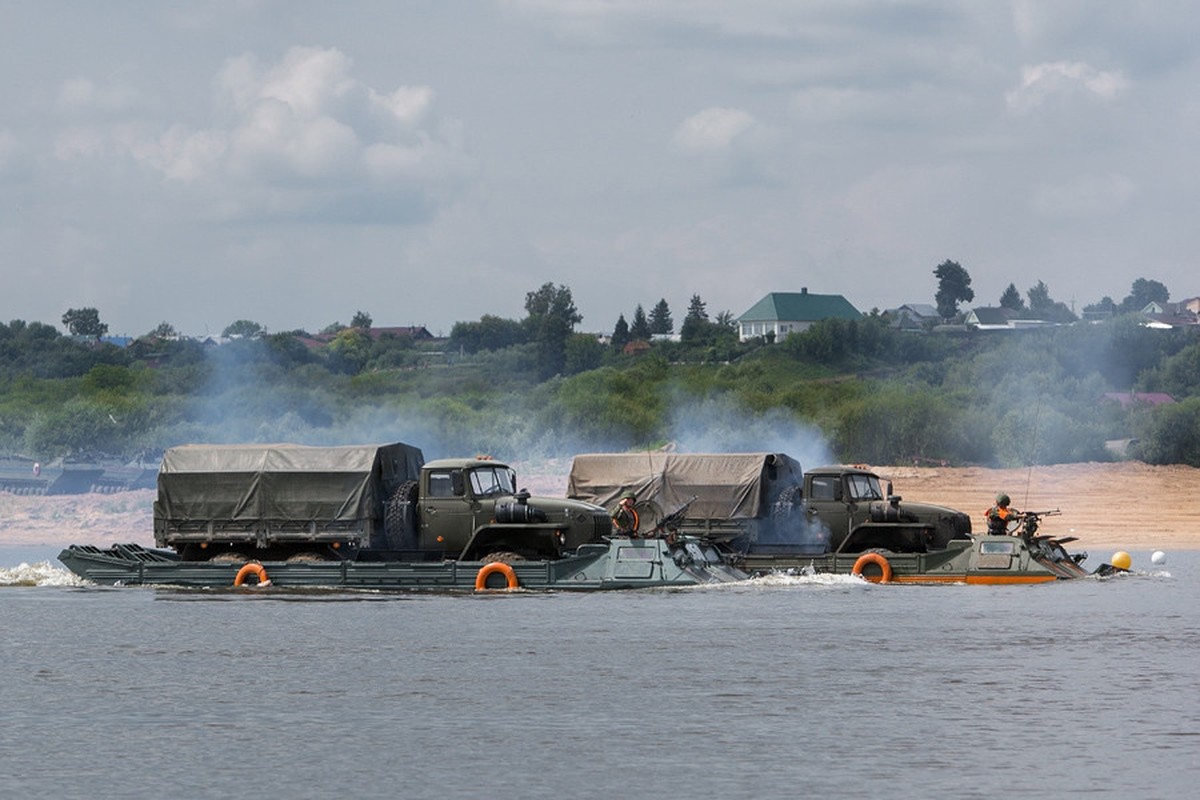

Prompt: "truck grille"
[593,510,613,540]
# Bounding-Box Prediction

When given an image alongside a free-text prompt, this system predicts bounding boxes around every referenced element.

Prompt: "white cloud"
[227,96,360,180]
[673,107,757,153]
[368,86,434,129]
[1006,61,1129,113]
[134,125,228,182]
[52,46,468,222]
[206,47,434,185]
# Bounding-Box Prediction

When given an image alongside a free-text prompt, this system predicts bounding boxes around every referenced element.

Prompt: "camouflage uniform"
[612,496,640,536]
[986,493,1018,535]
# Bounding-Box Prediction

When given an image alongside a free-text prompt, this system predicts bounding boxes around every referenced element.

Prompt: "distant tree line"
[2,267,1198,468]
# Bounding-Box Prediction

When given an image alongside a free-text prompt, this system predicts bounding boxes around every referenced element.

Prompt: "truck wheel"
[482,551,525,564]
[286,551,329,563]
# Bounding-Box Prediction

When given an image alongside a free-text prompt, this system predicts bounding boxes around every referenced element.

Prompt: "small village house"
[736,289,862,342]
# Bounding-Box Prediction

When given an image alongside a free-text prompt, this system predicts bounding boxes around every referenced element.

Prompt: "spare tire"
[385,480,420,549]
[771,485,802,519]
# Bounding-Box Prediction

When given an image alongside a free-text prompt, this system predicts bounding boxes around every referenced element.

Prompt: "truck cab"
[800,466,971,553]
[401,457,612,561]
[418,459,518,551]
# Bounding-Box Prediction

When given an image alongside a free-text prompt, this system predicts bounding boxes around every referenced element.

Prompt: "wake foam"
[684,567,868,591]
[747,569,868,588]
[0,561,88,587]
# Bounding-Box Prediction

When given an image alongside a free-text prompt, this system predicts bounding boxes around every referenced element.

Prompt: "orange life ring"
[234,562,271,587]
[475,561,519,591]
[851,552,893,583]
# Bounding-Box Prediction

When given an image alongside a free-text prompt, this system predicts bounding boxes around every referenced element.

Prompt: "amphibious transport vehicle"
[57,442,747,590]
[566,452,1092,584]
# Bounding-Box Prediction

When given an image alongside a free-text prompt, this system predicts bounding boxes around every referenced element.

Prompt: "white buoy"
[1151,550,1166,565]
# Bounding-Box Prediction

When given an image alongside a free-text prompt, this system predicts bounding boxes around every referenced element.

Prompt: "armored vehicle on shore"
[567,452,1090,583]
[0,455,156,495]
[59,442,747,590]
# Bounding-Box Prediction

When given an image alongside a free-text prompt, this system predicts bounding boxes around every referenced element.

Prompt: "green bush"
[1131,398,1200,466]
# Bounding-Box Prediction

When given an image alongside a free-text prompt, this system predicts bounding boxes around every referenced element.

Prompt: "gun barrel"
[654,495,700,531]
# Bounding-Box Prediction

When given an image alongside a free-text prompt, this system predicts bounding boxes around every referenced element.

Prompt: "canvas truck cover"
[155,442,424,526]
[566,452,802,520]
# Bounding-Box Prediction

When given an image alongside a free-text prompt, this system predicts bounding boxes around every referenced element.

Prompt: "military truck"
[566,452,1096,583]
[155,443,611,563]
[768,464,973,555]
[383,456,613,562]
[568,453,971,560]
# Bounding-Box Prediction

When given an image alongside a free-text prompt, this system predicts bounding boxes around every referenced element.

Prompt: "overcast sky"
[2,1,1198,338]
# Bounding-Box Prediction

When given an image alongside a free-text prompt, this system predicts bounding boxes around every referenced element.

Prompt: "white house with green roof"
[736,288,862,341]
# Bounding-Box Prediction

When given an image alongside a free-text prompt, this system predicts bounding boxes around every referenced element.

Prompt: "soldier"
[986,493,1019,535]
[611,492,640,537]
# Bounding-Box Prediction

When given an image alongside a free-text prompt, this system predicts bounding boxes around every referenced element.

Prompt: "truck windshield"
[845,474,883,501]
[469,466,516,497]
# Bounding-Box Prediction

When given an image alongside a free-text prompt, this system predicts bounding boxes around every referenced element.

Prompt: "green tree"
[630,304,652,340]
[449,315,525,354]
[61,307,108,338]
[263,333,316,369]
[1027,280,1052,313]
[564,333,604,375]
[999,284,1025,311]
[1132,398,1200,466]
[831,386,974,465]
[81,364,138,398]
[1083,296,1117,316]
[933,260,974,318]
[524,283,582,379]
[680,294,710,343]
[23,397,130,457]
[325,327,373,373]
[147,321,178,339]
[222,319,265,338]
[1144,342,1200,398]
[351,310,373,329]
[1026,280,1077,323]
[362,331,415,370]
[649,299,673,334]
[1120,278,1170,312]
[611,314,631,351]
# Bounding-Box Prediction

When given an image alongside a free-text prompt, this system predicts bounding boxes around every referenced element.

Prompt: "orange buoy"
[474,562,519,591]
[233,562,271,587]
[851,552,893,584]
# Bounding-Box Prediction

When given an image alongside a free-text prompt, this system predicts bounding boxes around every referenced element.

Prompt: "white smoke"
[664,394,835,469]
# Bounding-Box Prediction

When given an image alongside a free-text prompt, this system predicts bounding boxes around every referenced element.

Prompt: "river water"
[2,547,1197,799]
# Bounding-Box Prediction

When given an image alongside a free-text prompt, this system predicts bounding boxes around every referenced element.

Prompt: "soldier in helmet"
[986,492,1019,535]
[611,491,640,537]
